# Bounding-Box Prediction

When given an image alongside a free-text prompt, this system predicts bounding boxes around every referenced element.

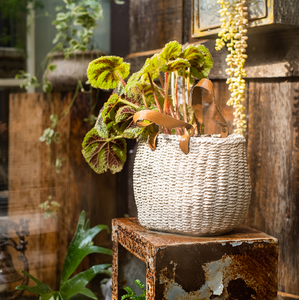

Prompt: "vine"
[215,0,248,135]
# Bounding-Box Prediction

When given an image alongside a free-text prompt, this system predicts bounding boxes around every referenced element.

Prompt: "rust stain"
[112,218,278,300]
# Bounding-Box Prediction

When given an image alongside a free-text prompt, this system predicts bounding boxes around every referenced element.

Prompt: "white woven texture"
[133,133,251,236]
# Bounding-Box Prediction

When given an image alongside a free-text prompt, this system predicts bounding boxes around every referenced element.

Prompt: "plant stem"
[187,68,191,106]
[182,68,188,122]
[115,71,126,87]
[136,87,149,108]
[163,72,171,114]
[159,74,164,89]
[148,72,162,112]
[174,72,179,120]
[142,95,149,109]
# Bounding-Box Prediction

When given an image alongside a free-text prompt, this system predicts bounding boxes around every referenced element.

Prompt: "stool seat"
[112,218,278,300]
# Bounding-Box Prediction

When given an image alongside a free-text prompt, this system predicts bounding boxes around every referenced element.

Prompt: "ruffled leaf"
[160,41,181,62]
[87,56,130,90]
[82,128,127,174]
[94,108,109,138]
[191,45,213,79]
[101,94,121,129]
[114,105,144,139]
[161,58,190,73]
[180,45,205,67]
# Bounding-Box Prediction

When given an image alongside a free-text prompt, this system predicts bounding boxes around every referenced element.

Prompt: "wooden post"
[8,91,116,292]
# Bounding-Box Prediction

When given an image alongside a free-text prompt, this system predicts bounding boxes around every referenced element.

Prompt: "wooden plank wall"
[8,91,115,293]
[127,0,299,299]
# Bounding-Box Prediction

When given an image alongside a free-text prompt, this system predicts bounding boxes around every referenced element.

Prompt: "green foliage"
[121,279,146,300]
[15,70,40,90]
[39,196,60,219]
[160,41,181,62]
[39,114,60,145]
[83,41,214,175]
[82,127,127,174]
[87,56,130,90]
[39,128,60,145]
[160,58,190,73]
[52,0,102,55]
[16,211,111,300]
[0,0,43,20]
[191,45,213,79]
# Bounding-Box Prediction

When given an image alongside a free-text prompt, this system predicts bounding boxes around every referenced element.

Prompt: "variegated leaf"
[160,58,190,73]
[160,41,181,62]
[180,45,205,67]
[87,56,130,90]
[82,128,127,174]
[191,45,213,79]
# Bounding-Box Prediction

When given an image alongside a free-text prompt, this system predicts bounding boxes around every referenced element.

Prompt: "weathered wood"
[129,0,183,54]
[111,0,130,57]
[245,78,299,299]
[9,91,116,292]
[274,1,299,25]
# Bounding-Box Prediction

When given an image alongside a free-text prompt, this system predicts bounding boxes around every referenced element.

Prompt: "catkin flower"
[216,0,248,135]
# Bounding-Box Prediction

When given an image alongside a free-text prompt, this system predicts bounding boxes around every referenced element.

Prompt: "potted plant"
[16,211,112,300]
[43,0,108,92]
[82,40,251,237]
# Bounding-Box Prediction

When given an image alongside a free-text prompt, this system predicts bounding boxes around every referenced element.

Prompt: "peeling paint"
[231,241,243,247]
[112,218,278,300]
[203,257,232,295]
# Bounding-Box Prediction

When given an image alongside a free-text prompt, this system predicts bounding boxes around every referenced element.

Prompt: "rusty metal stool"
[112,218,278,300]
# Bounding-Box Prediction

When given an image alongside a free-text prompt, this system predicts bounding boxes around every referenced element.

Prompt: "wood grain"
[9,91,116,293]
[129,0,183,53]
[245,78,299,297]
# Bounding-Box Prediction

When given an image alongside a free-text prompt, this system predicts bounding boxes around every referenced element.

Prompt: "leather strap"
[133,78,228,154]
[192,79,228,138]
[133,110,194,154]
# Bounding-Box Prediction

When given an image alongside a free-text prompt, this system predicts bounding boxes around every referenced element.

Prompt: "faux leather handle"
[133,110,194,154]
[192,79,228,138]
[134,78,228,154]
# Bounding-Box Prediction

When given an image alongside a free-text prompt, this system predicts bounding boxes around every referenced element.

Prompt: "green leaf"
[94,109,109,138]
[135,279,145,289]
[142,54,164,79]
[113,81,126,96]
[115,105,136,124]
[56,12,67,21]
[191,45,213,79]
[113,105,144,139]
[125,71,142,91]
[101,94,120,129]
[16,271,53,296]
[87,56,130,90]
[48,64,57,72]
[40,291,65,300]
[60,211,112,287]
[180,45,205,67]
[81,128,127,174]
[160,58,190,73]
[160,41,181,62]
[124,287,135,295]
[60,264,110,299]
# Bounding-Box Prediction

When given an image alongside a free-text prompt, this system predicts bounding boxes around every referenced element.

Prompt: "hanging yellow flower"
[215,0,248,135]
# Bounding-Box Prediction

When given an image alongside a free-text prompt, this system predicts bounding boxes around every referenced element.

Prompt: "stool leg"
[111,240,118,300]
[146,256,156,299]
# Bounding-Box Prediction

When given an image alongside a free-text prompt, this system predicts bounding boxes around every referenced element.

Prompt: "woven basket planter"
[133,133,251,236]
